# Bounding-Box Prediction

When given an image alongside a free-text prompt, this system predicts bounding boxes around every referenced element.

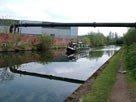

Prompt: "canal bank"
[65,49,121,102]
[65,48,136,102]
[0,33,71,51]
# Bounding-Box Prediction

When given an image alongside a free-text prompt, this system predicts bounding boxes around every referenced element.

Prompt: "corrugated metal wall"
[0,19,78,39]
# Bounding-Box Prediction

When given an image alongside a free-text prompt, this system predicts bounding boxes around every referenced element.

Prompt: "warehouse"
[0,19,78,39]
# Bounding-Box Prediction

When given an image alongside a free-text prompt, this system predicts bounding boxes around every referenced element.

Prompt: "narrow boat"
[66,42,89,54]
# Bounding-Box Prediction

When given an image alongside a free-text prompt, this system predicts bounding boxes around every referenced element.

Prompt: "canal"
[0,46,120,102]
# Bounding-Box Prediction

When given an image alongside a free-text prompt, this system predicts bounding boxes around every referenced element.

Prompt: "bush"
[37,34,55,50]
[125,43,136,79]
[0,43,15,51]
[88,32,106,47]
[124,28,136,79]
[124,28,136,46]
[17,43,35,50]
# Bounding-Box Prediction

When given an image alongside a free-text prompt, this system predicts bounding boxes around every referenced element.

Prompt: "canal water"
[0,46,120,102]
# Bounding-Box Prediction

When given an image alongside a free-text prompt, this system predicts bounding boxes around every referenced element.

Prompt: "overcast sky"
[0,0,136,36]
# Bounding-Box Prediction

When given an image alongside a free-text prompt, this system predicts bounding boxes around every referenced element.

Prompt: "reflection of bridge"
[9,67,85,84]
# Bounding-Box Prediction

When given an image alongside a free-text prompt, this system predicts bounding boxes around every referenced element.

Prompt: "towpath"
[109,58,136,102]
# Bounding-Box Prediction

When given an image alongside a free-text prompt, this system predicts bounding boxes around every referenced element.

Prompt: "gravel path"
[109,58,135,102]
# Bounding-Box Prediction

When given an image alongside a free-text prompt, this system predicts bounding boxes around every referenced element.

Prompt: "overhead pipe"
[9,22,136,33]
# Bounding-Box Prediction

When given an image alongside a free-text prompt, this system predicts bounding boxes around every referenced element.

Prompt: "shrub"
[125,43,136,79]
[88,32,106,47]
[0,43,15,51]
[36,34,55,50]
[17,43,35,50]
[124,28,136,46]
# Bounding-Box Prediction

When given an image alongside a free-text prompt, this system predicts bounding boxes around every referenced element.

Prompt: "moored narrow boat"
[66,42,90,54]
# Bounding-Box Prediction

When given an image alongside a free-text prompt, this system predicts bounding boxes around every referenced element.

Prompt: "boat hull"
[66,47,76,55]
[66,42,90,54]
[66,47,90,55]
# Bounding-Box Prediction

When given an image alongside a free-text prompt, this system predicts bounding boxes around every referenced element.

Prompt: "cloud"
[0,0,136,36]
[1,0,136,22]
[45,10,72,22]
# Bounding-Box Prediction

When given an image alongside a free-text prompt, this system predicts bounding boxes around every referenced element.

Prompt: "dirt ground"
[109,58,136,102]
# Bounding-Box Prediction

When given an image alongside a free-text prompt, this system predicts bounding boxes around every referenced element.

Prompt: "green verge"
[83,50,121,102]
[125,66,136,92]
[123,45,136,92]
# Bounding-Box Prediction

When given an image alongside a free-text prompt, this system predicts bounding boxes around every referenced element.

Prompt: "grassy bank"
[126,68,136,92]
[83,50,121,102]
[124,43,136,92]
[123,28,136,90]
[0,34,55,51]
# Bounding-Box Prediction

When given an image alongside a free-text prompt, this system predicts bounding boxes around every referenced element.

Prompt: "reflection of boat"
[66,54,76,61]
[66,42,90,54]
[66,51,90,61]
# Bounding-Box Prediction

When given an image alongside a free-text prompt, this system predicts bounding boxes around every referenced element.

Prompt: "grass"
[126,69,136,92]
[83,50,121,102]
[123,46,136,92]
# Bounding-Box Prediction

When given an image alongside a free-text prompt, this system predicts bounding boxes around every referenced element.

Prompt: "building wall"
[70,27,78,39]
[19,26,42,34]
[0,19,19,33]
[0,33,70,47]
[42,27,71,39]
[0,19,78,39]
[0,26,9,33]
[18,20,42,34]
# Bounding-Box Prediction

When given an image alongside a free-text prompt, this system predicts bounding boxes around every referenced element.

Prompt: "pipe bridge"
[9,22,136,33]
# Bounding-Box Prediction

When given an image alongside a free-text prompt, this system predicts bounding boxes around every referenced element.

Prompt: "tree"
[82,36,92,47]
[124,28,136,46]
[106,31,122,45]
[87,31,106,47]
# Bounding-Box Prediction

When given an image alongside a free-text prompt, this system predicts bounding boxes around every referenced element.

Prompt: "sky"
[0,0,136,36]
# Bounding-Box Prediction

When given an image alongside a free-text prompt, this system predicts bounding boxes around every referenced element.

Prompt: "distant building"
[0,19,78,39]
[0,19,19,33]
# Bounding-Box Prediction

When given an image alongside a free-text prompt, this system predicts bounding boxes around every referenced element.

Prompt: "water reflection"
[89,51,103,59]
[0,46,120,102]
[0,50,66,68]
[0,48,118,82]
[9,66,85,84]
[0,50,90,83]
[0,68,14,83]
